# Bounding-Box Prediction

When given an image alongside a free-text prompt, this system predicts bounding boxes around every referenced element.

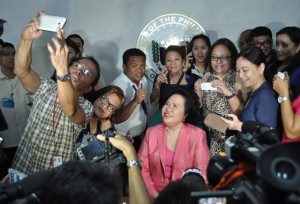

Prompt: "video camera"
[192,121,300,204]
[76,128,126,166]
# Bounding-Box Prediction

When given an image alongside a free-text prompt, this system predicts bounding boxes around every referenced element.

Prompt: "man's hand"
[97,134,137,160]
[47,28,69,75]
[133,84,146,104]
[22,11,45,41]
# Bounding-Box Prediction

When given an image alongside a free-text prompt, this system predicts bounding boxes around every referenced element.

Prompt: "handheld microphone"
[241,120,279,145]
[0,170,52,204]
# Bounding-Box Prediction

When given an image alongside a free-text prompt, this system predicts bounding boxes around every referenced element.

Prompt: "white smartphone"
[201,82,217,91]
[277,71,285,80]
[38,15,66,32]
[8,168,27,184]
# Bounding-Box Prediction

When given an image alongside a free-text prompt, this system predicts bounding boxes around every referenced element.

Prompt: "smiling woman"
[138,87,210,198]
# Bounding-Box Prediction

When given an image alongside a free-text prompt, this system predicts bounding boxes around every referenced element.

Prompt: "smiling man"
[11,12,100,175]
[111,48,150,151]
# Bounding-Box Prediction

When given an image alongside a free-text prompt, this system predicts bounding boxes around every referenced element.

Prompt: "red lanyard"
[52,94,63,146]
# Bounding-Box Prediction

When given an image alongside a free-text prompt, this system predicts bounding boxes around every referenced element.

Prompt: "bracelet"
[127,159,142,169]
[226,93,235,100]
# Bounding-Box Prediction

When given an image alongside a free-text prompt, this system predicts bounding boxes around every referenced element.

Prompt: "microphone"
[0,170,52,203]
[241,120,279,145]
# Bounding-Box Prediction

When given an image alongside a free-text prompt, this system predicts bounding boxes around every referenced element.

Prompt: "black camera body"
[76,129,126,165]
[201,121,300,204]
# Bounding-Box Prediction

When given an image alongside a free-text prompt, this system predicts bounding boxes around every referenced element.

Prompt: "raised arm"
[211,78,244,114]
[114,85,145,124]
[150,68,167,106]
[97,134,151,204]
[273,74,300,139]
[47,29,87,125]
[14,12,45,94]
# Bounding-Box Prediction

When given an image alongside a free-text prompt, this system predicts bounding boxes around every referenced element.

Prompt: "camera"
[76,129,126,165]
[192,121,300,204]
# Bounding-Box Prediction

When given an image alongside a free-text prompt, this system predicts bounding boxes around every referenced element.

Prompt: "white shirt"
[0,68,32,148]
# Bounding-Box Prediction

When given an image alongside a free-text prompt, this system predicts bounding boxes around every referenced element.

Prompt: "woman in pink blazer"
[138,87,210,197]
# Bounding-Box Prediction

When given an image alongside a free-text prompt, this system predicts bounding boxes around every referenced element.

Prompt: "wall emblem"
[136,13,205,81]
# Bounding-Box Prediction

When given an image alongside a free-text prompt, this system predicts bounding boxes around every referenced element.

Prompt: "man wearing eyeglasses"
[10,11,101,175]
[111,48,150,151]
[249,26,277,68]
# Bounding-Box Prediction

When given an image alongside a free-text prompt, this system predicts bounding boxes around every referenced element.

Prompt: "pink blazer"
[138,123,210,196]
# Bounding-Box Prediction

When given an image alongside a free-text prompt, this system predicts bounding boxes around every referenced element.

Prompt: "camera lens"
[273,157,296,180]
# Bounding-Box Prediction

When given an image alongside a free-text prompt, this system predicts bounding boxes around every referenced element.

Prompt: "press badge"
[52,155,63,168]
[1,98,14,108]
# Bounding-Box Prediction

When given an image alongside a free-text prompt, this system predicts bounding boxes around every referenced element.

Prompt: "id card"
[1,98,14,108]
[52,155,63,168]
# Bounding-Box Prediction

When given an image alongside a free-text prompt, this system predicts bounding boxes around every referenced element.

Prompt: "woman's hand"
[194,78,203,93]
[155,67,168,87]
[211,77,232,97]
[273,72,290,97]
[220,114,243,132]
[97,134,137,161]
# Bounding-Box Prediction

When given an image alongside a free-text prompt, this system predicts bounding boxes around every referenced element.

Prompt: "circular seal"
[136,13,206,81]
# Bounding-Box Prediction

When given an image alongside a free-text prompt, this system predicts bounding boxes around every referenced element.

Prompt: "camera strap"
[213,162,253,191]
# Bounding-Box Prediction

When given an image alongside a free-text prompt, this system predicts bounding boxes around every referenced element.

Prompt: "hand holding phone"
[277,71,285,80]
[201,82,217,91]
[38,15,66,32]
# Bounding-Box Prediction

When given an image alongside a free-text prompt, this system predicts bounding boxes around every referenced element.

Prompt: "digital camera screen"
[81,141,104,161]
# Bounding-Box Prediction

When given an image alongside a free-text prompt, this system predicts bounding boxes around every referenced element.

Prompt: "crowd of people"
[0,11,300,204]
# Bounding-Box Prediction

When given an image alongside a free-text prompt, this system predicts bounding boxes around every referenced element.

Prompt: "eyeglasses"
[99,95,116,113]
[252,40,272,48]
[211,56,231,62]
[73,62,93,78]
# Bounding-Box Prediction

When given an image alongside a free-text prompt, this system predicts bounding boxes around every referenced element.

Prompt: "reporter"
[97,134,151,204]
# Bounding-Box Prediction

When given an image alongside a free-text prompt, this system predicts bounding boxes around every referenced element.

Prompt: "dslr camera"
[76,128,126,165]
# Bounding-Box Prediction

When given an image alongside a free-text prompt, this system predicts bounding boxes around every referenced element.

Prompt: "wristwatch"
[56,72,71,82]
[127,159,142,169]
[277,96,290,104]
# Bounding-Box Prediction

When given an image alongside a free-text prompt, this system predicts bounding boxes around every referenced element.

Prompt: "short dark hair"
[70,56,101,88]
[0,42,15,56]
[164,45,186,62]
[2,42,14,49]
[207,38,238,71]
[153,180,201,204]
[238,46,266,67]
[187,34,211,53]
[249,26,272,42]
[165,87,200,124]
[40,161,123,204]
[122,48,146,65]
[66,34,84,46]
[66,38,81,58]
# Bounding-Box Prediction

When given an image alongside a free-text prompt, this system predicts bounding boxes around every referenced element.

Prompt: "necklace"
[167,71,184,85]
[166,127,182,134]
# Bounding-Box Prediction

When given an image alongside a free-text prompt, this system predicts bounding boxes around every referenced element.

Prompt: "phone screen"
[81,141,104,161]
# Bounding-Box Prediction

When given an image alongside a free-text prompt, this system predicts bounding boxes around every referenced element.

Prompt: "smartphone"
[277,71,285,80]
[38,15,66,32]
[8,168,27,184]
[204,112,228,134]
[201,82,217,91]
